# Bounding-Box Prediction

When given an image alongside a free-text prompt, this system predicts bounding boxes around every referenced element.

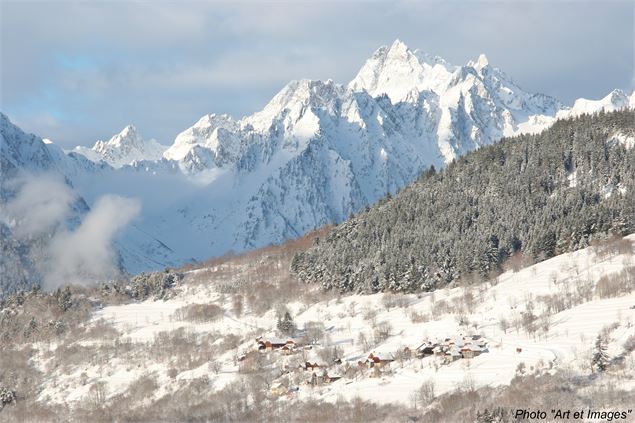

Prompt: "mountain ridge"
[2,40,634,294]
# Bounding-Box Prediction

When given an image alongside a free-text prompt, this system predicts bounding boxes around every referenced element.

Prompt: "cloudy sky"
[1,1,633,148]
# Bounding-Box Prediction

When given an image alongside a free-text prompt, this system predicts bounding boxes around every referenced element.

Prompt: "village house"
[430,333,488,363]
[433,345,446,356]
[444,347,462,364]
[300,361,324,371]
[460,344,483,359]
[366,352,395,368]
[306,367,345,386]
[256,336,296,352]
[281,343,295,355]
[414,342,437,358]
[324,372,342,383]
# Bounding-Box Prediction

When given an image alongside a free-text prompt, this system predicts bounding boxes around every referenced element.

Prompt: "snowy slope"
[2,41,634,283]
[35,234,635,408]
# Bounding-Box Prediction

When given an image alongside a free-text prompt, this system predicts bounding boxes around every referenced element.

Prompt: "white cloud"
[3,173,76,239]
[44,194,141,290]
[2,174,141,290]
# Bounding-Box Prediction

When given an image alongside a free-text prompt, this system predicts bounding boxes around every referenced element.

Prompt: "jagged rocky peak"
[94,124,141,151]
[245,78,346,135]
[603,89,630,107]
[164,114,238,161]
[467,53,489,72]
[349,39,455,102]
[74,124,166,168]
[189,114,237,134]
[260,79,343,113]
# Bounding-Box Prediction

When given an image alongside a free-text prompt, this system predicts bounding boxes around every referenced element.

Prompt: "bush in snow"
[373,320,392,344]
[231,294,243,317]
[86,382,107,409]
[418,379,436,403]
[0,385,16,408]
[595,267,635,299]
[55,287,72,312]
[476,407,511,423]
[623,334,635,354]
[302,321,325,345]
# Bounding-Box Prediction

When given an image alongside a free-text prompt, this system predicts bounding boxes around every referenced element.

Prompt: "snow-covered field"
[34,235,635,409]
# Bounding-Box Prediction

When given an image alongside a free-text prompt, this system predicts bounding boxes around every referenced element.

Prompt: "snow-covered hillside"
[25,233,635,418]
[2,40,634,285]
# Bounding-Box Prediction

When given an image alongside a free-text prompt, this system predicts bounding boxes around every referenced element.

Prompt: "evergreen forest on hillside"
[292,110,635,293]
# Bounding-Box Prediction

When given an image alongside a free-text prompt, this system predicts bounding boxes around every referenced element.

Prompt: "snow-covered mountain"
[2,40,634,290]
[72,125,166,168]
[558,88,635,119]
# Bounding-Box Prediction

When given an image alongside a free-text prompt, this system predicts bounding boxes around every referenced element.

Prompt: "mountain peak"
[475,54,489,70]
[558,88,632,119]
[466,54,489,72]
[120,124,137,136]
[72,125,166,168]
[349,40,454,102]
[107,125,139,146]
[607,89,627,103]
[193,114,234,129]
[387,39,409,54]
[247,78,343,131]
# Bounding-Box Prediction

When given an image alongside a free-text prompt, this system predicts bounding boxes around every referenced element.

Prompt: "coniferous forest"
[292,111,635,293]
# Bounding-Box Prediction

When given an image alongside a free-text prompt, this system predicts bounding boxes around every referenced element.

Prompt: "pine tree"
[56,287,72,312]
[592,334,610,372]
[277,311,296,335]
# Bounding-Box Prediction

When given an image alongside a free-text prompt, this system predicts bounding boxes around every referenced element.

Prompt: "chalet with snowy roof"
[301,361,324,371]
[460,344,483,359]
[256,336,295,352]
[306,367,345,385]
[444,347,462,364]
[414,342,437,358]
[366,352,395,367]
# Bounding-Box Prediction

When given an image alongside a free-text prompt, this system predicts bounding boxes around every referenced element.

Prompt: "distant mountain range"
[1,40,633,294]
